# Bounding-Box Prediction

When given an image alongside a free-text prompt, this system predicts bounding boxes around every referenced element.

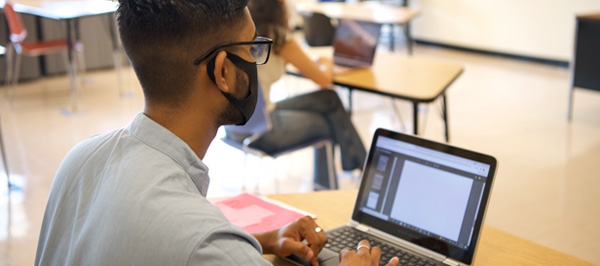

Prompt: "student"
[34,0,398,266]
[240,0,366,185]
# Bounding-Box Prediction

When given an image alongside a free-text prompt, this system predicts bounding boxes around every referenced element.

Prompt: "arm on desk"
[278,40,333,89]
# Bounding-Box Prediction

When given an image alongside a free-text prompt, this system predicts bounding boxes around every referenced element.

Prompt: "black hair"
[117,0,249,107]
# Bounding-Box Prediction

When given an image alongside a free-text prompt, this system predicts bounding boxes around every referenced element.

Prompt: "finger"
[370,246,382,266]
[339,248,354,262]
[301,218,326,255]
[310,255,319,266]
[356,240,371,255]
[385,257,400,266]
[282,238,315,261]
[313,225,328,254]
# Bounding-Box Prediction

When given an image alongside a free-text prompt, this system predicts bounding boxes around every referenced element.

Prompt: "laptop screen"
[352,129,497,265]
[333,19,381,67]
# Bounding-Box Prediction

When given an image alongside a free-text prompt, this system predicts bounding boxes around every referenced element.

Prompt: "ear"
[212,51,232,93]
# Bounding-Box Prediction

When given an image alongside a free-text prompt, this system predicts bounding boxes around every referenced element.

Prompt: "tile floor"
[1,42,599,265]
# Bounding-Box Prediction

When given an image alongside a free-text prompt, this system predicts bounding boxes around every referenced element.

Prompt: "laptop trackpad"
[286,248,339,266]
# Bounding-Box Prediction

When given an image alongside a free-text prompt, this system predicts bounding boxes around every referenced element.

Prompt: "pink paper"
[215,193,306,233]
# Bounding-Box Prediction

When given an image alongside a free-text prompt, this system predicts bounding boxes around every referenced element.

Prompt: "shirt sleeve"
[187,229,272,266]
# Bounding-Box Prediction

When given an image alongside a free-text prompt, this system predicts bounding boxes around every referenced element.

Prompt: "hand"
[255,216,328,266]
[316,56,334,73]
[339,240,399,266]
[316,56,333,67]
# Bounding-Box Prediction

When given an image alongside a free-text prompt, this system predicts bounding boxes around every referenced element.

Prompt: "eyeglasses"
[193,36,273,65]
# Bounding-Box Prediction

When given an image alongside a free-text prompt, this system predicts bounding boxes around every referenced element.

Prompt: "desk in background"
[263,190,596,266]
[1,0,120,110]
[290,47,463,142]
[296,2,419,53]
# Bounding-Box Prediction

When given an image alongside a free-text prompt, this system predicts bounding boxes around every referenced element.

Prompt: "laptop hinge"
[355,224,370,232]
[442,258,460,266]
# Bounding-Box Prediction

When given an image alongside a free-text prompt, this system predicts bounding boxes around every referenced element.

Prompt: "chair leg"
[4,44,12,89]
[0,116,9,189]
[313,142,338,190]
[242,152,249,191]
[10,52,23,102]
[4,44,14,97]
[324,141,337,190]
[568,86,575,121]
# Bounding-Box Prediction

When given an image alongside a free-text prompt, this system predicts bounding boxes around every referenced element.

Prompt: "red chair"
[3,1,85,99]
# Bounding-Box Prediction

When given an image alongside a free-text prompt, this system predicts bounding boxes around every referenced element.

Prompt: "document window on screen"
[359,136,491,249]
[390,160,473,242]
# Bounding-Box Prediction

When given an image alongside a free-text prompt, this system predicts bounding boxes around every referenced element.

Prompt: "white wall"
[411,0,600,62]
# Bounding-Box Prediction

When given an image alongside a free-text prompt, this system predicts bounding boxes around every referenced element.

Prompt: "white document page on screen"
[390,160,473,241]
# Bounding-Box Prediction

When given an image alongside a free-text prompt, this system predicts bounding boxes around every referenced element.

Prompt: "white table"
[296,1,419,53]
[1,0,120,111]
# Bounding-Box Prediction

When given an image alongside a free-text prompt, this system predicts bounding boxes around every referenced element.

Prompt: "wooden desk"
[293,47,463,142]
[263,190,596,266]
[296,2,419,53]
[1,0,120,111]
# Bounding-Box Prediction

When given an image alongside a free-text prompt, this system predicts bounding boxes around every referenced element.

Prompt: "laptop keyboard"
[325,227,442,266]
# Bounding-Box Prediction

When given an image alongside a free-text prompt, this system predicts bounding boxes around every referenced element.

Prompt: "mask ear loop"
[206,55,218,85]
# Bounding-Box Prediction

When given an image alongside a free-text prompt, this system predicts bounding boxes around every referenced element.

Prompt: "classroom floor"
[1,42,599,265]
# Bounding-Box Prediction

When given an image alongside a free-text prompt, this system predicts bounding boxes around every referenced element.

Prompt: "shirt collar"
[127,113,210,196]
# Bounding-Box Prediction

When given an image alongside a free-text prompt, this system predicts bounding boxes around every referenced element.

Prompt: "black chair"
[568,13,600,120]
[221,83,338,192]
[301,12,336,47]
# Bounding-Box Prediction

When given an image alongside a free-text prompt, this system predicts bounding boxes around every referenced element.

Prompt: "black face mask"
[207,52,258,126]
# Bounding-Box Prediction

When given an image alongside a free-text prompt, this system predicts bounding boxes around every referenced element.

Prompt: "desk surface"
[1,0,118,20]
[296,2,419,25]
[301,47,463,102]
[263,190,595,266]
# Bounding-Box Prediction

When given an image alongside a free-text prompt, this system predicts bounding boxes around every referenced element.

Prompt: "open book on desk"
[214,193,316,233]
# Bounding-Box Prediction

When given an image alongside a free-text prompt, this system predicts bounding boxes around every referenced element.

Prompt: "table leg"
[442,93,449,142]
[347,88,354,116]
[389,24,395,52]
[108,13,126,97]
[404,22,413,55]
[66,19,79,112]
[412,101,418,135]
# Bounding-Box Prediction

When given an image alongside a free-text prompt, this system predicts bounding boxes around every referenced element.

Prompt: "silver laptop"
[289,128,497,266]
[332,19,382,70]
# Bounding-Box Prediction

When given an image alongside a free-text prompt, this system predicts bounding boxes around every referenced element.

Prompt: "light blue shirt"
[35,113,271,266]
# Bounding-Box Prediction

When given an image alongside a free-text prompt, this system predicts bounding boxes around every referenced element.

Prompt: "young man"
[35,0,399,265]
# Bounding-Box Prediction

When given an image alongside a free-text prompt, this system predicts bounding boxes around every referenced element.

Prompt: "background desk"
[291,47,463,142]
[296,2,419,53]
[1,0,120,110]
[263,190,596,266]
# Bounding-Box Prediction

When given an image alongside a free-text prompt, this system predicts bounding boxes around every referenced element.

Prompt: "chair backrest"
[3,2,28,43]
[302,12,335,47]
[223,82,270,138]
